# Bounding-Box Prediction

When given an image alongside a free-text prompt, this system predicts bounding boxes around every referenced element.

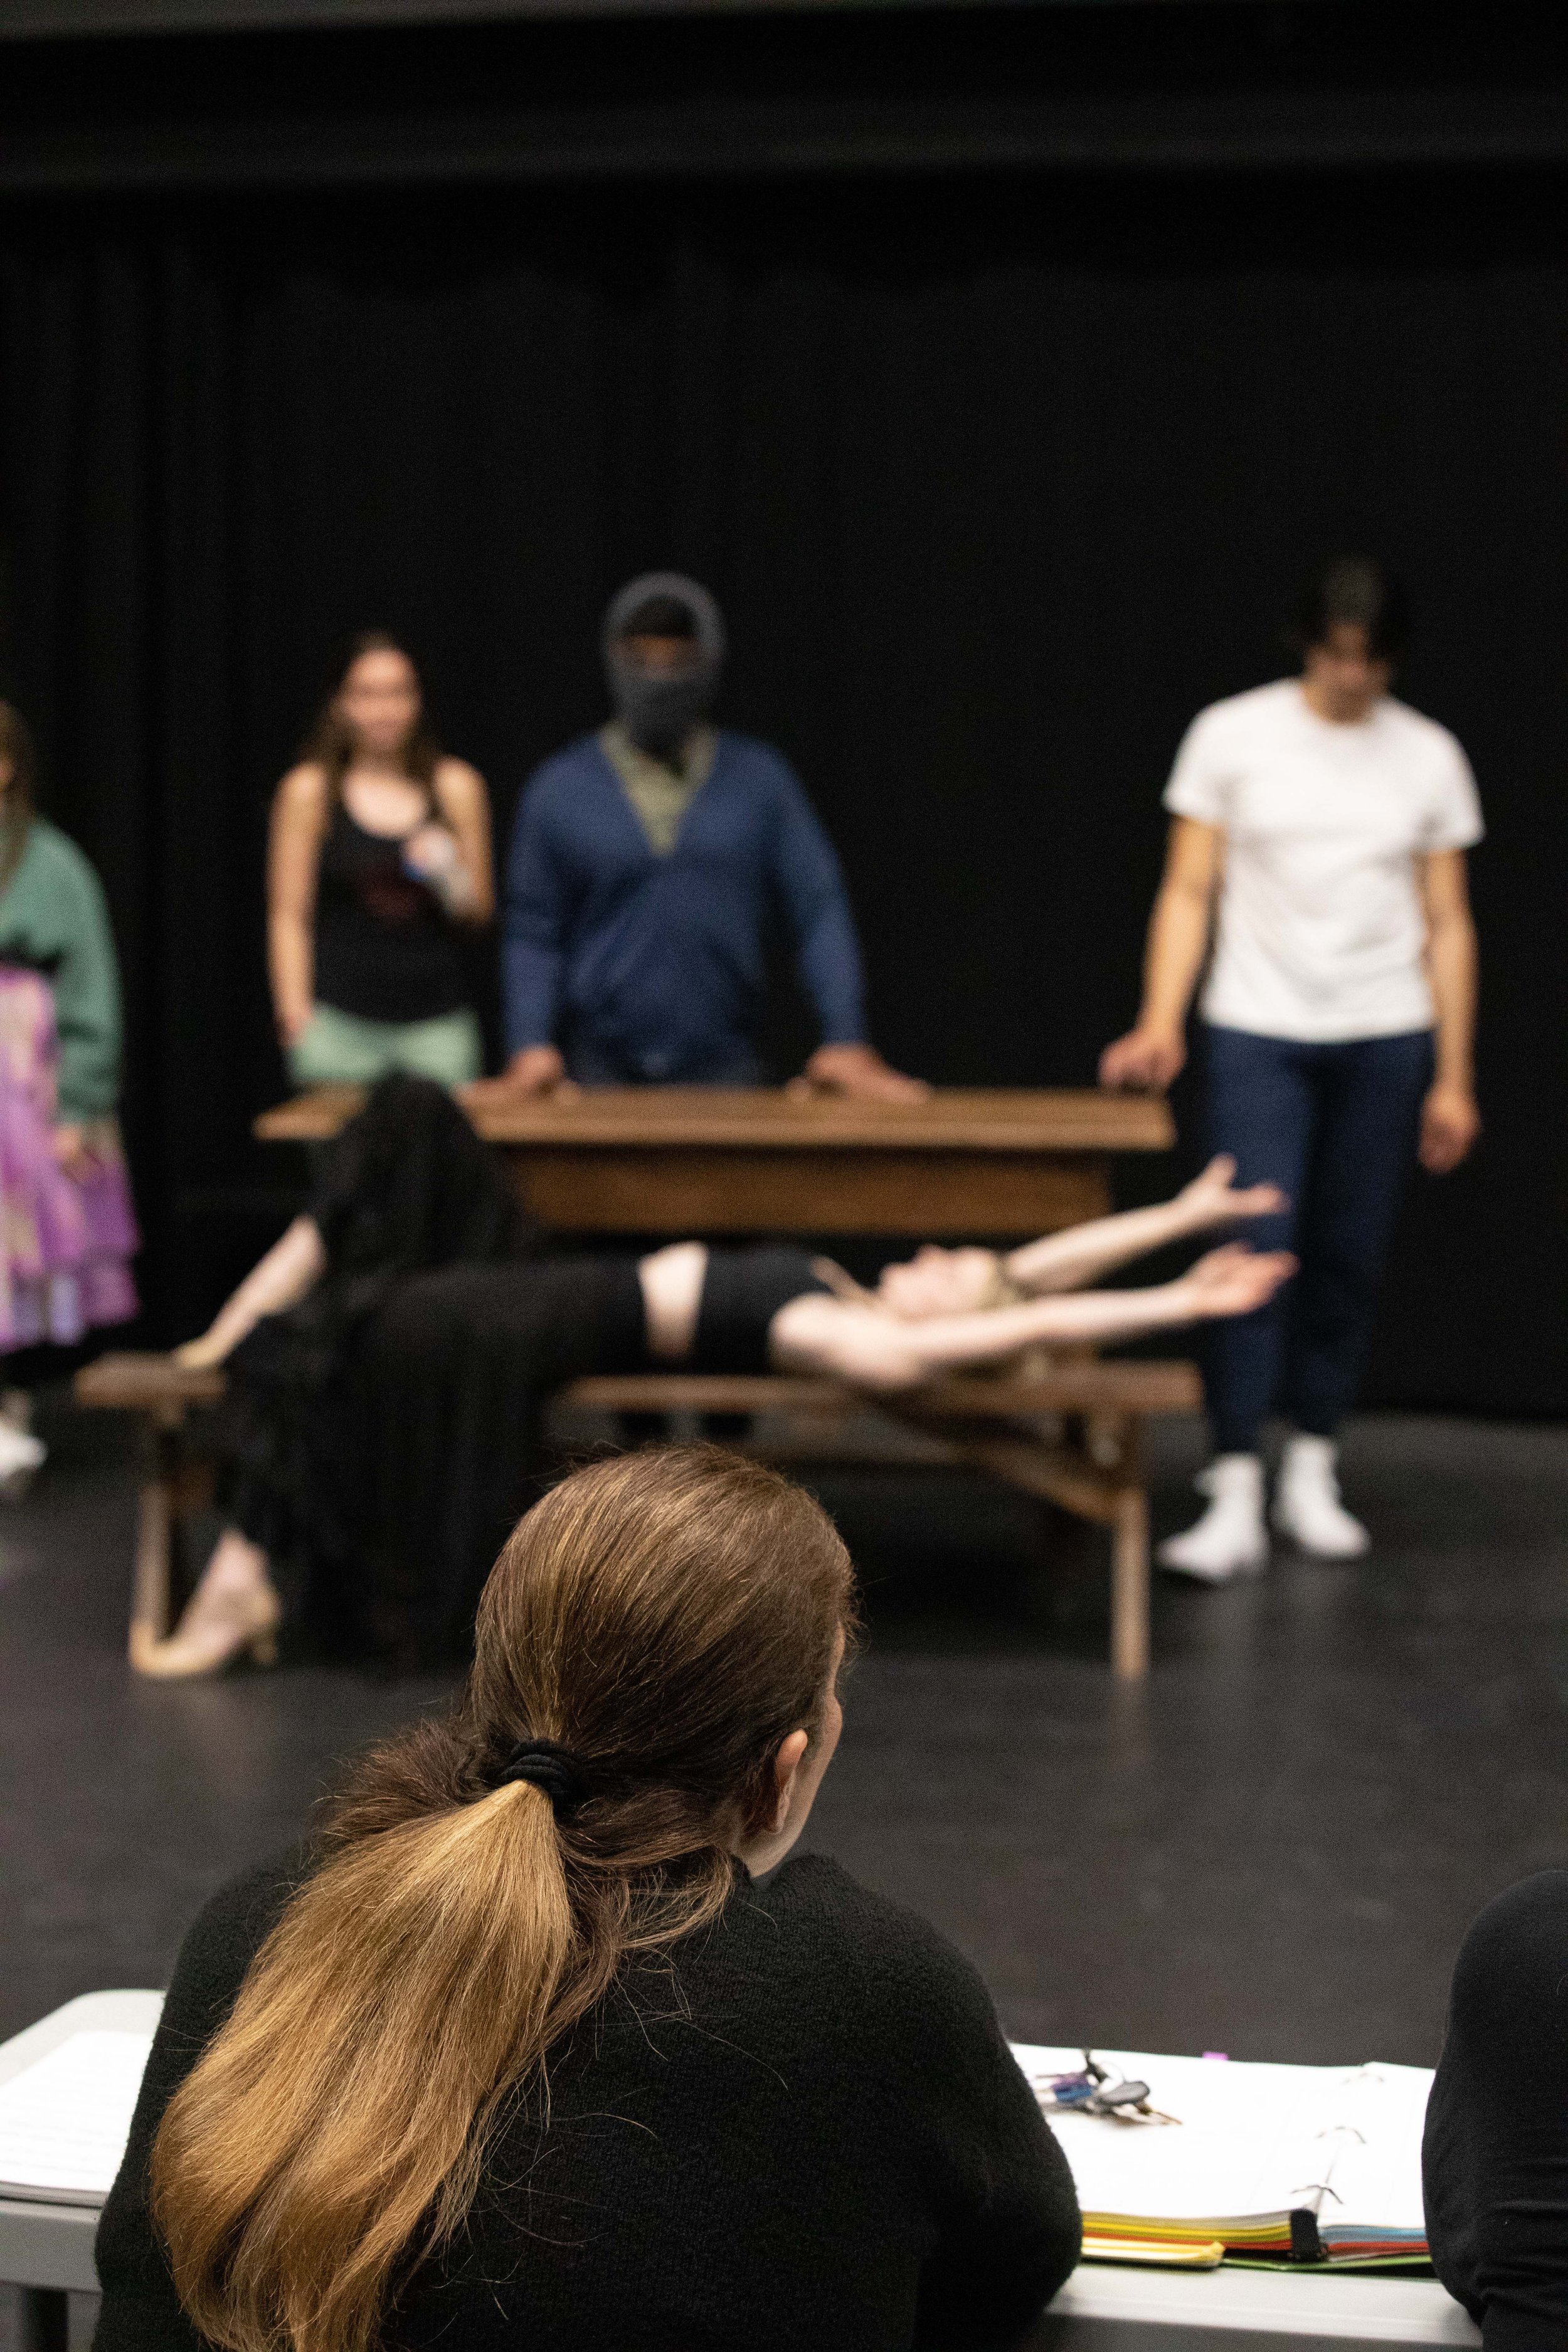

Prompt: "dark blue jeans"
[1201,1022,1434,1455]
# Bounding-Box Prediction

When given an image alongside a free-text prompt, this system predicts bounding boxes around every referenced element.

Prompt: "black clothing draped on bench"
[94,1849,1081,2352]
[215,1078,827,1666]
[1424,1870,1568,2351]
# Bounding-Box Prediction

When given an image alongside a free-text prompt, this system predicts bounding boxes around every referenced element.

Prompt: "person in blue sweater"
[485,575,923,1099]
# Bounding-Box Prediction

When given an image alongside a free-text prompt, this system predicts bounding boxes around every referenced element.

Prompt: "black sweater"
[1424,1871,1568,2352]
[94,1850,1081,2352]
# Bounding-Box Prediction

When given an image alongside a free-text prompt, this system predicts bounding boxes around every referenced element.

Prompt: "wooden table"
[255,1086,1174,1236]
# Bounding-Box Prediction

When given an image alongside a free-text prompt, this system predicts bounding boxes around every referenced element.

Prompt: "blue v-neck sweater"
[502,730,867,1080]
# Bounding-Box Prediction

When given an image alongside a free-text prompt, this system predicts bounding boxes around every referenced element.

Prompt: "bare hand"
[401,822,458,881]
[1175,1153,1288,1230]
[1419,1083,1480,1175]
[792,1044,930,1103]
[462,1046,577,1109]
[1177,1242,1296,1320]
[173,1332,230,1372]
[50,1123,94,1180]
[1099,1025,1185,1092]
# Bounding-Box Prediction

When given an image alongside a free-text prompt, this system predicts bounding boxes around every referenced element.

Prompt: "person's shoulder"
[746,1852,1000,2031]
[1456,1870,1568,1978]
[521,734,612,800]
[1196,679,1300,734]
[171,1848,312,2010]
[273,760,331,820]
[1379,696,1471,766]
[19,820,106,899]
[22,817,90,871]
[712,731,802,788]
[433,755,487,802]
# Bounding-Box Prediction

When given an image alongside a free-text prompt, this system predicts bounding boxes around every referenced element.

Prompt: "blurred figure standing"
[1102,558,1481,1579]
[268,633,494,1088]
[0,703,139,1488]
[483,575,922,1101]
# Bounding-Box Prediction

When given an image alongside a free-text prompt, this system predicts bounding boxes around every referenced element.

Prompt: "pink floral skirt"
[0,966,139,1352]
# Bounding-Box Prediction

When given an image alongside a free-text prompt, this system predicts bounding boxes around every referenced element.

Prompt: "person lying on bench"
[140,1076,1291,1680]
[97,1447,1083,2352]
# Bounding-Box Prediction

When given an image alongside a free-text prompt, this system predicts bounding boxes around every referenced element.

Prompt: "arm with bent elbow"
[174,1217,327,1370]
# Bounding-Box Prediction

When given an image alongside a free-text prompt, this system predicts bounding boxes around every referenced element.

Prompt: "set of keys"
[1037,2052,1180,2126]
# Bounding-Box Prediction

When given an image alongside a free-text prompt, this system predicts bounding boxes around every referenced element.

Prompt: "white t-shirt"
[1163,679,1483,1043]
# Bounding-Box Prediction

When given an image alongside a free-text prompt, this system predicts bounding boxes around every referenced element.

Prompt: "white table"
[0,1997,1482,2351]
[0,1992,164,2352]
[1032,2262,1479,2346]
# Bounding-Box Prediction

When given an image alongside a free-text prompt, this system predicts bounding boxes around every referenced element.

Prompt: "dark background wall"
[0,1,1565,1414]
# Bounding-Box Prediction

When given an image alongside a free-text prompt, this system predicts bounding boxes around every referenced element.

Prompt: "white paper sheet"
[1010,2044,1429,2236]
[0,2029,154,2203]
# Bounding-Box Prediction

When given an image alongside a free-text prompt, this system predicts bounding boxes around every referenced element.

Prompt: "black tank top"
[312,797,470,1025]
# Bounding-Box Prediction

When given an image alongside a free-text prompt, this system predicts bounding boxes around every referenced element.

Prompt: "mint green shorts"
[287,1003,484,1089]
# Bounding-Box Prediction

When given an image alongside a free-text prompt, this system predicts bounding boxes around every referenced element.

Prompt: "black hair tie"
[494,1739,590,1818]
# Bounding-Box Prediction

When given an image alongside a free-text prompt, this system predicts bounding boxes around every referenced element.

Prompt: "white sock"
[1157,1454,1268,1583]
[0,1419,45,1480]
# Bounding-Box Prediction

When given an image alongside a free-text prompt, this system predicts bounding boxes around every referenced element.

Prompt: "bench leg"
[1110,1486,1150,1682]
[127,1418,182,1666]
[15,2286,69,2352]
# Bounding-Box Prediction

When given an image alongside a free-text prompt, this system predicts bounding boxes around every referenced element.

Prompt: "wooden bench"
[75,1352,1202,1680]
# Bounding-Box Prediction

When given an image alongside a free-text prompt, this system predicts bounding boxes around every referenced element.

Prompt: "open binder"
[1011,2044,1431,2268]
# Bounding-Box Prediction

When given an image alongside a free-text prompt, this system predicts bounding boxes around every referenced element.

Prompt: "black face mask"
[602,573,726,756]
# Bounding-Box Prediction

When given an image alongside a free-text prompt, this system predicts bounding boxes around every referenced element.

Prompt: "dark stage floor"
[4,1399,1567,2077]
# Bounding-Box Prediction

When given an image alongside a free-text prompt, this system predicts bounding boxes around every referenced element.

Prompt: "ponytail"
[151,1448,854,2352]
[154,1783,575,2352]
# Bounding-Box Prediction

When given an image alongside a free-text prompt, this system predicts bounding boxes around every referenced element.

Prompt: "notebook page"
[1313,2065,1429,2236]
[1010,2045,1432,2230]
[0,2030,154,2202]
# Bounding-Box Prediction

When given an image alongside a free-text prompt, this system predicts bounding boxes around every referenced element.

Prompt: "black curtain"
[2,166,1564,1411]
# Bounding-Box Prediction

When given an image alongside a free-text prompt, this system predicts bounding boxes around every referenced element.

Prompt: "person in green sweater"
[0,704,139,1485]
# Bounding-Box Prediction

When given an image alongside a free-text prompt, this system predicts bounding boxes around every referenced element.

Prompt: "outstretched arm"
[1003,1156,1285,1295]
[173,1216,327,1370]
[770,1244,1294,1391]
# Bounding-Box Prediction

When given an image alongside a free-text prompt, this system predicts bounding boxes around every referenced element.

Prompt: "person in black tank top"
[312,793,471,1026]
[268,632,494,1087]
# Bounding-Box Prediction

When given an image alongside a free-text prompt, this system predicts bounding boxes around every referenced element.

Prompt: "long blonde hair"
[149,1448,854,2352]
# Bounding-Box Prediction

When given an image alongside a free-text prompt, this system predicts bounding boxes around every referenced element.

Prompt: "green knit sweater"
[0,820,122,1119]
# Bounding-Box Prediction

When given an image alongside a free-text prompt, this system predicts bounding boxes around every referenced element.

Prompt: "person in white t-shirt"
[1101,556,1482,1580]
